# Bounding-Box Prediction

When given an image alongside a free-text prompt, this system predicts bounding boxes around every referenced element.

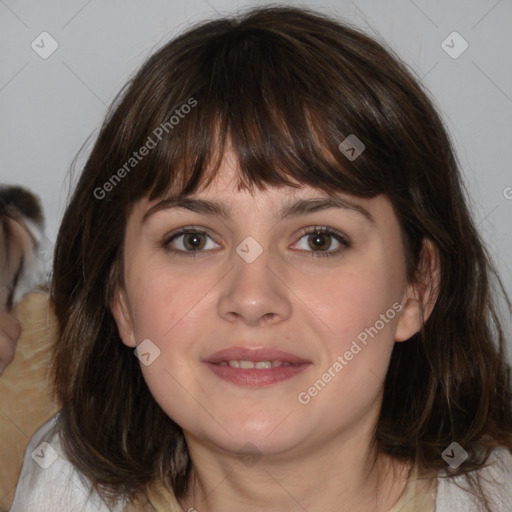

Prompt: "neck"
[178,419,412,512]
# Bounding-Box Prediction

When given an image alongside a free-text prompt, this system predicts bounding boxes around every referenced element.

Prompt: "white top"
[10,414,127,512]
[10,413,512,511]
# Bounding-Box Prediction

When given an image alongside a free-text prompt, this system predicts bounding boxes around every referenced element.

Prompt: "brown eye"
[293,226,350,257]
[182,232,206,251]
[163,228,220,257]
[307,232,332,251]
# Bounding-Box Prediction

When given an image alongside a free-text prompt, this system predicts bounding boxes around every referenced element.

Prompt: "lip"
[204,346,310,365]
[203,346,311,387]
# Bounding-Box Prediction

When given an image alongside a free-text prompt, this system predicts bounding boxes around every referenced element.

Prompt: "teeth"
[222,360,291,369]
[255,361,272,369]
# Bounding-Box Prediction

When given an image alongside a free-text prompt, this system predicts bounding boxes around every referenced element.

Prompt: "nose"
[217,241,292,327]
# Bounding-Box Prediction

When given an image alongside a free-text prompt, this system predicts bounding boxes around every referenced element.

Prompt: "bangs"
[98,18,406,207]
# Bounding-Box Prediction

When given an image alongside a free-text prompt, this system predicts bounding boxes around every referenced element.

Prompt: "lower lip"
[203,362,311,386]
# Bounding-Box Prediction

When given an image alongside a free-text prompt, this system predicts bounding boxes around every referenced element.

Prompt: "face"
[113,148,426,458]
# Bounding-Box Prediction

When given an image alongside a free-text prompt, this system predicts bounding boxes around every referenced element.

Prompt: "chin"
[192,410,310,456]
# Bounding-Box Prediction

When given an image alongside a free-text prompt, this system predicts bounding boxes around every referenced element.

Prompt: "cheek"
[125,260,207,343]
[124,265,208,421]
[302,256,402,343]
[297,266,399,426]
[296,255,404,419]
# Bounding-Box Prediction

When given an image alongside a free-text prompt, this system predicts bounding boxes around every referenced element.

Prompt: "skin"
[0,217,31,375]
[113,147,439,512]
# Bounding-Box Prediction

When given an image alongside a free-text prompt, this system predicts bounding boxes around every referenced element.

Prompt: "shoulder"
[10,413,127,512]
[436,446,512,512]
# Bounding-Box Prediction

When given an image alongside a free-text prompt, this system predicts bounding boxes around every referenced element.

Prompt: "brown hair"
[51,5,512,510]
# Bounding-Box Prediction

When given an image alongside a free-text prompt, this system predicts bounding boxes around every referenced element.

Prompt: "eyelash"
[161,225,350,258]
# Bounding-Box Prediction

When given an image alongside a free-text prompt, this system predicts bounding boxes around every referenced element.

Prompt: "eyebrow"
[142,195,375,225]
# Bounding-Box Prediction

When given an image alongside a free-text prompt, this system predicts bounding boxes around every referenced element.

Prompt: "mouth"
[203,347,311,386]
[215,360,297,368]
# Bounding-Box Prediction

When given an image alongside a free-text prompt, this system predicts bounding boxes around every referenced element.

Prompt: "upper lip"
[204,346,310,364]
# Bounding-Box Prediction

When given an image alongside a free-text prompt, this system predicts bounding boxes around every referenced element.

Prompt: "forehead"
[128,154,399,236]
[140,148,348,215]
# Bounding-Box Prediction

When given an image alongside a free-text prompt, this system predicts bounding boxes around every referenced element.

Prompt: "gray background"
[1,0,511,344]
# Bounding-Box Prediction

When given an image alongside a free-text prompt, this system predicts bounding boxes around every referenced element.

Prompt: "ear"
[394,238,440,342]
[111,285,137,348]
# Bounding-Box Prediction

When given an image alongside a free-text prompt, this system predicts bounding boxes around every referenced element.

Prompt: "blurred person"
[0,186,47,375]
